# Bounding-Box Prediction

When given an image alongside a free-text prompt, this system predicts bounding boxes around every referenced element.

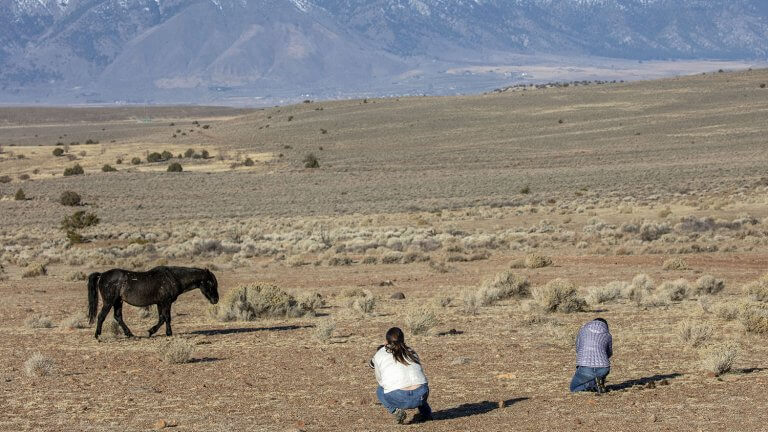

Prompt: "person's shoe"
[596,377,607,394]
[392,409,406,424]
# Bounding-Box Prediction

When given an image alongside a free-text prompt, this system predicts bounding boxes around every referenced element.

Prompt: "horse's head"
[200,269,219,304]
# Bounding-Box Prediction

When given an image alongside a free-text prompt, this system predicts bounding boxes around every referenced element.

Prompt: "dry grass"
[693,275,725,296]
[657,279,691,302]
[532,279,586,313]
[21,263,47,278]
[585,281,626,305]
[406,307,438,335]
[23,353,54,377]
[663,258,690,271]
[211,283,317,321]
[350,290,377,315]
[524,253,552,269]
[61,314,88,330]
[744,274,768,302]
[700,343,739,377]
[739,302,768,334]
[678,320,713,348]
[473,270,530,307]
[314,321,336,344]
[162,339,195,364]
[24,315,53,329]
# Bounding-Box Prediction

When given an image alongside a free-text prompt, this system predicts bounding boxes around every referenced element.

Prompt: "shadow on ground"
[433,398,529,421]
[189,325,312,336]
[608,373,682,391]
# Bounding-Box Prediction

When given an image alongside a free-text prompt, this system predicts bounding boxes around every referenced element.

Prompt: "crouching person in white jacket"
[369,327,433,424]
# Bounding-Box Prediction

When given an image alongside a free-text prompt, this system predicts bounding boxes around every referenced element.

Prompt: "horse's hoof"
[125,333,134,338]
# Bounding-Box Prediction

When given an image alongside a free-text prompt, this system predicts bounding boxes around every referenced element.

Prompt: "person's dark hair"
[594,317,608,327]
[385,327,420,365]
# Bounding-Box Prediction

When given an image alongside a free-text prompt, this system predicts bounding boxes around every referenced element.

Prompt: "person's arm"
[607,335,613,359]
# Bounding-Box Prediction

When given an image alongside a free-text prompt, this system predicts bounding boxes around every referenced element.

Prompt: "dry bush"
[585,281,625,305]
[211,283,316,321]
[700,343,739,376]
[662,257,689,271]
[434,296,452,308]
[657,279,690,301]
[137,306,153,319]
[739,302,768,334]
[461,290,479,315]
[21,263,47,278]
[61,313,88,329]
[428,260,450,273]
[715,302,740,321]
[473,270,530,307]
[524,253,552,269]
[407,307,438,335]
[362,255,378,265]
[351,292,376,315]
[744,274,768,302]
[315,321,335,344]
[381,251,404,264]
[327,255,353,266]
[68,270,87,281]
[624,273,655,304]
[532,279,586,313]
[694,275,725,296]
[299,292,326,312]
[162,338,195,364]
[24,353,54,377]
[24,315,53,329]
[678,320,713,348]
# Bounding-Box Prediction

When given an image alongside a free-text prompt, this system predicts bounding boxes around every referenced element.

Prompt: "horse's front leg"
[94,304,113,339]
[113,300,134,338]
[147,304,165,337]
[164,303,173,337]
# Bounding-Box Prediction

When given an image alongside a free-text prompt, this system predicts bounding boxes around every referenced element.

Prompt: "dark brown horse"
[87,266,219,339]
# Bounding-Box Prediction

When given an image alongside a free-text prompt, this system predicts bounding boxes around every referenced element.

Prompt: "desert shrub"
[52,148,64,156]
[24,353,54,377]
[744,274,768,302]
[694,275,725,296]
[59,191,81,206]
[61,211,99,231]
[739,302,768,334]
[474,270,530,306]
[167,162,183,172]
[162,338,195,364]
[131,157,141,165]
[715,302,740,321]
[14,188,25,200]
[85,139,98,145]
[201,150,210,159]
[101,164,117,172]
[585,281,625,305]
[327,255,352,266]
[147,152,163,163]
[0,175,10,183]
[22,264,47,278]
[350,291,376,315]
[700,343,738,376]
[657,279,690,301]
[161,150,174,160]
[244,158,255,167]
[116,158,122,164]
[66,230,85,245]
[62,313,88,329]
[18,174,29,180]
[407,307,437,335]
[184,148,195,158]
[362,255,378,265]
[303,153,320,168]
[639,222,670,241]
[435,296,452,308]
[315,321,335,344]
[68,271,87,281]
[381,251,403,264]
[211,283,315,321]
[624,273,655,302]
[24,314,53,328]
[662,257,689,270]
[532,279,586,313]
[678,320,713,348]
[461,290,480,315]
[63,164,84,176]
[524,253,552,269]
[299,292,325,312]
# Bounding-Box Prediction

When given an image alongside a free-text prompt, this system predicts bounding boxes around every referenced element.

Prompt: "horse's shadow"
[607,373,682,391]
[432,397,529,421]
[188,357,224,364]
[189,325,312,336]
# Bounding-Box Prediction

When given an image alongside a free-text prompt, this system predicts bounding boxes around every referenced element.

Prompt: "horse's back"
[99,267,175,306]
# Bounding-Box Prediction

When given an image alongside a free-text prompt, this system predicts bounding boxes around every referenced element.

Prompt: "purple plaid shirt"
[575,320,613,368]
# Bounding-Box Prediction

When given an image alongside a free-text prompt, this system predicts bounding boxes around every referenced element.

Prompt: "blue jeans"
[570,366,610,392]
[376,384,432,417]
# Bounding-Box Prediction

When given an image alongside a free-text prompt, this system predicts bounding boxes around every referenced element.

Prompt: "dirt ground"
[2,70,768,431]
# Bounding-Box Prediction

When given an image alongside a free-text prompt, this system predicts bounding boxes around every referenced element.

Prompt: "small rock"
[706,372,717,378]
[390,292,405,300]
[380,280,394,286]
[498,400,505,408]
[152,420,167,430]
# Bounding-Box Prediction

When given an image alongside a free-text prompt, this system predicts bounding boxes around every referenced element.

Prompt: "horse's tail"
[87,272,101,324]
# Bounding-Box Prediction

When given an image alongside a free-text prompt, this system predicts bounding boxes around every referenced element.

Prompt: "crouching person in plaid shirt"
[570,318,612,393]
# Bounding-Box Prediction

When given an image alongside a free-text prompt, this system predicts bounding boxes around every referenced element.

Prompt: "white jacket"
[371,346,428,393]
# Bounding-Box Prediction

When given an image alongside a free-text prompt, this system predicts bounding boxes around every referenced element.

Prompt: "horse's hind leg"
[147,304,165,337]
[113,300,134,338]
[163,304,173,336]
[94,304,112,339]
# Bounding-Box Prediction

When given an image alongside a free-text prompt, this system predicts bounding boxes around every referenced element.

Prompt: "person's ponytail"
[385,327,420,365]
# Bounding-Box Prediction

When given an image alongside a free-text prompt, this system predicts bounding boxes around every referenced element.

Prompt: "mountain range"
[1,0,767,104]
